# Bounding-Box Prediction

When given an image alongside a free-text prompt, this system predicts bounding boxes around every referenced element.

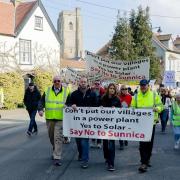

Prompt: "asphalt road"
[0,115,180,180]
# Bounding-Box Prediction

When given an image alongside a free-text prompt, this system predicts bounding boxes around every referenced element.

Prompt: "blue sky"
[42,0,180,53]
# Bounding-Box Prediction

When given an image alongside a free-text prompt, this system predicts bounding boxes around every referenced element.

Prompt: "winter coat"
[67,88,97,107]
[100,95,121,108]
[24,86,41,111]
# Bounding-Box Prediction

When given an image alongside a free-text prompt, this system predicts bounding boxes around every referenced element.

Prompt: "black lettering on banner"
[82,117,87,121]
[73,116,80,120]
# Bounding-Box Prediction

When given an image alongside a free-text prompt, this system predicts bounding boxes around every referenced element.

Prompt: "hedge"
[33,69,53,94]
[0,72,24,109]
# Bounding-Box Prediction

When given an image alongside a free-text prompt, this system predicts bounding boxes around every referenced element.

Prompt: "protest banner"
[65,67,103,84]
[85,51,150,81]
[163,71,176,87]
[63,107,154,141]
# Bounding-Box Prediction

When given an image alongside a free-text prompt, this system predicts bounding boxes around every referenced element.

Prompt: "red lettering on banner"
[107,130,145,139]
[84,129,95,136]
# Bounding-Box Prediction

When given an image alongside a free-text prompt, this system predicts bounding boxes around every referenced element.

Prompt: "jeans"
[160,109,169,132]
[76,138,89,162]
[139,125,155,165]
[103,140,115,166]
[28,110,37,132]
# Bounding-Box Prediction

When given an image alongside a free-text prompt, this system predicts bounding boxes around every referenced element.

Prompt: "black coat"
[66,88,97,107]
[100,95,121,108]
[24,86,41,111]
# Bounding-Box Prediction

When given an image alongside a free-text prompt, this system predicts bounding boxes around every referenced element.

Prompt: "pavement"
[0,108,44,121]
[0,109,180,180]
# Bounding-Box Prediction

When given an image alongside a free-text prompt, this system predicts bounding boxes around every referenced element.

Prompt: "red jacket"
[119,94,132,107]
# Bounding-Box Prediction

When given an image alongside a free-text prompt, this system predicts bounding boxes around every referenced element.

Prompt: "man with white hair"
[38,76,70,166]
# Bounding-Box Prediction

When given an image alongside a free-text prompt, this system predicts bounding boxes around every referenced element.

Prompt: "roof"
[60,58,86,69]
[0,2,15,36]
[153,34,180,54]
[0,0,59,42]
[157,34,172,41]
[15,1,37,31]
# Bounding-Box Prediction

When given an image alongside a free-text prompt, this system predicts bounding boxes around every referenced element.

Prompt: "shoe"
[138,164,147,173]
[53,159,62,166]
[97,143,102,149]
[108,165,115,171]
[81,161,88,169]
[27,131,32,136]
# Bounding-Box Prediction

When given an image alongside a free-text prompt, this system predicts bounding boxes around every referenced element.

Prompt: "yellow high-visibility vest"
[131,89,163,124]
[172,101,180,126]
[45,86,70,120]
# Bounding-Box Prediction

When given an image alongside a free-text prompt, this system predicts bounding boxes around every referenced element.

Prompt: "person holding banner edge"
[100,83,121,171]
[67,77,98,169]
[131,79,163,173]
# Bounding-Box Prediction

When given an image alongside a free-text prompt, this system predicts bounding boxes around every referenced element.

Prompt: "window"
[35,16,43,30]
[69,22,73,30]
[19,39,31,65]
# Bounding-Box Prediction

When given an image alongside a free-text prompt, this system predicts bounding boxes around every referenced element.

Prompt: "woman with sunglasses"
[100,83,121,171]
[118,85,132,150]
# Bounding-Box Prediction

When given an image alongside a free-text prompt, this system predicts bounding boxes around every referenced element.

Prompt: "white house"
[0,0,60,80]
[152,34,180,87]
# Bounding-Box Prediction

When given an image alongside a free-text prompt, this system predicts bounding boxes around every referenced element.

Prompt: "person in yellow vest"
[171,93,180,149]
[38,76,70,166]
[131,79,163,173]
[0,86,4,118]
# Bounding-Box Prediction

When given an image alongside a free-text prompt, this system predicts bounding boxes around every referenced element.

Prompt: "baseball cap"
[139,79,149,86]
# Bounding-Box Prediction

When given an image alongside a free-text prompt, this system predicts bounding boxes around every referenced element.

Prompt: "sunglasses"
[121,88,127,90]
[54,80,60,83]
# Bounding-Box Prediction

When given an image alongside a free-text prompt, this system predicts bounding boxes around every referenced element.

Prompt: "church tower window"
[69,22,73,30]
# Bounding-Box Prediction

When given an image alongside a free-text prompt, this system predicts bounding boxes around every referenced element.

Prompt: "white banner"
[85,51,150,81]
[65,67,103,84]
[63,107,154,141]
[164,71,176,87]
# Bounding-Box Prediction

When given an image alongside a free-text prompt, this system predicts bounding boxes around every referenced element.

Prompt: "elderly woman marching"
[171,93,180,149]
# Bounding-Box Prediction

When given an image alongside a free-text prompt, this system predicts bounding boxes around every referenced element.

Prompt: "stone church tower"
[58,8,83,59]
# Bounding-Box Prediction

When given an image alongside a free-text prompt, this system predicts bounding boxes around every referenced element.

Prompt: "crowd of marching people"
[12,76,180,172]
